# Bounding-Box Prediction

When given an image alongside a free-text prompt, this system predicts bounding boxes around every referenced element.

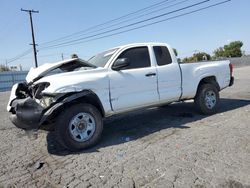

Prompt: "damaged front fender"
[39,90,105,126]
[9,90,104,130]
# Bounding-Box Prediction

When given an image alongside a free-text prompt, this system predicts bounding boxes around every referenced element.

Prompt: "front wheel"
[194,84,220,115]
[55,103,103,151]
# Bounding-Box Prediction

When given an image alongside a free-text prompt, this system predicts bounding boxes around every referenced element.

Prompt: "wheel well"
[66,92,105,117]
[43,91,105,123]
[196,76,220,94]
[73,93,105,117]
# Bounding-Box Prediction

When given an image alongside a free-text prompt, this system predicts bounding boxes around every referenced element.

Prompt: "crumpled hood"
[26,58,93,83]
[34,67,109,93]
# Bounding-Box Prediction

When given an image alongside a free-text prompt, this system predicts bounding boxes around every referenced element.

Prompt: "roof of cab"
[113,42,170,50]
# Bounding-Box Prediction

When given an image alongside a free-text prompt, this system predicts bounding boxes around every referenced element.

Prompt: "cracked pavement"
[0,66,250,188]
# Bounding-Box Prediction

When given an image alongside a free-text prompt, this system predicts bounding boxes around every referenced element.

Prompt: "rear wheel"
[55,103,103,151]
[194,84,219,115]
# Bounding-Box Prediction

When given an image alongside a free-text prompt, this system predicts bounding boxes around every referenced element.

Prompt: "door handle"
[145,72,156,77]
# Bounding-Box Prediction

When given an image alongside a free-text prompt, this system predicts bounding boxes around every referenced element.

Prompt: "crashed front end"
[7,58,97,130]
[7,81,61,130]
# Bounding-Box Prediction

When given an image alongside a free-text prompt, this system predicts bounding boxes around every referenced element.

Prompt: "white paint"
[6,83,18,111]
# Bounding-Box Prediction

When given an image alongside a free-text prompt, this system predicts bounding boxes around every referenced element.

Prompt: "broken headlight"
[39,95,56,108]
[32,82,50,99]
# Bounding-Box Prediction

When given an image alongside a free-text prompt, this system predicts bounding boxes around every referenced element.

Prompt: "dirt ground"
[0,66,249,188]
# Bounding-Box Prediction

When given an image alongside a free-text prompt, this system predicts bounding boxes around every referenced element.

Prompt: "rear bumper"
[229,76,234,87]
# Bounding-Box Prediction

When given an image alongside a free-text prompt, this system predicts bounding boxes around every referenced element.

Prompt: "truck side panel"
[180,60,231,99]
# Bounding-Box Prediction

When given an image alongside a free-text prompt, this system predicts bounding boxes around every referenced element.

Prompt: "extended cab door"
[109,46,159,113]
[153,46,182,102]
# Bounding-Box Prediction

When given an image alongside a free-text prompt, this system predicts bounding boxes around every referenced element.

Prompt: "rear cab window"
[153,46,172,66]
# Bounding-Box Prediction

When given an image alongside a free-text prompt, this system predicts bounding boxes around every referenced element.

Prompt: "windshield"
[88,48,119,67]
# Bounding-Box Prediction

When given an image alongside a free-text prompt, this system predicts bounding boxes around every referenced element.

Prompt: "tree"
[0,64,10,72]
[183,56,195,63]
[182,52,211,63]
[214,47,225,58]
[214,41,243,58]
[193,52,211,61]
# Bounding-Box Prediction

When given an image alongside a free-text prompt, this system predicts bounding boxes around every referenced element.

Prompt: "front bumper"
[10,98,45,130]
[7,82,51,130]
[7,84,101,130]
[7,83,66,130]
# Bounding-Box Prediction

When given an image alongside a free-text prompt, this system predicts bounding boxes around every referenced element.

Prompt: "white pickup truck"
[7,43,234,151]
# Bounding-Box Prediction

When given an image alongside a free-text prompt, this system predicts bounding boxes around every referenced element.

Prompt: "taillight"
[229,63,233,77]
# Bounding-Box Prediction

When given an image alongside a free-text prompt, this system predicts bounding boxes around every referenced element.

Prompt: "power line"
[7,49,32,62]
[41,0,231,50]
[39,0,177,46]
[5,0,182,65]
[41,0,188,46]
[11,53,69,60]
[6,49,33,64]
[5,52,76,64]
[40,0,210,49]
[47,0,189,44]
[7,0,231,64]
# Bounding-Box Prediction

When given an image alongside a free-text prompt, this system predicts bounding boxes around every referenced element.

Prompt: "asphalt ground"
[0,66,249,188]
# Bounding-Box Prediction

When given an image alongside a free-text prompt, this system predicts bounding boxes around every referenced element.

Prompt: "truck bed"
[179,60,231,99]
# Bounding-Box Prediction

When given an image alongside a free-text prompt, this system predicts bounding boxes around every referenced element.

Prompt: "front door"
[109,46,159,113]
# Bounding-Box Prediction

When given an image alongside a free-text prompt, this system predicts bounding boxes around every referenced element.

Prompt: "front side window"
[153,46,172,66]
[116,47,151,70]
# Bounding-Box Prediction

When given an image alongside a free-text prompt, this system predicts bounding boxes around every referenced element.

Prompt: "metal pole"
[21,9,39,67]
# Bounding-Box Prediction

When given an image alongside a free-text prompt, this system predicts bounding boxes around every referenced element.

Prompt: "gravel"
[0,66,249,188]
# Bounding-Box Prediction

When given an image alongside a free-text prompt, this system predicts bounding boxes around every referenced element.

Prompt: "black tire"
[194,84,219,115]
[55,103,103,151]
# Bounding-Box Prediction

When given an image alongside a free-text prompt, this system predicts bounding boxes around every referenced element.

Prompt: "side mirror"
[112,58,130,71]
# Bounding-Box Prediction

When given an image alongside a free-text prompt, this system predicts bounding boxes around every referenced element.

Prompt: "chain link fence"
[0,71,28,92]
[226,55,250,67]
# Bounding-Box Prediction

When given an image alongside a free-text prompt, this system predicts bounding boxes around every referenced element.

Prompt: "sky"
[0,0,249,70]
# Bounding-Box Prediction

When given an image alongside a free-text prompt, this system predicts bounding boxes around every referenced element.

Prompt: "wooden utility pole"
[21,8,39,67]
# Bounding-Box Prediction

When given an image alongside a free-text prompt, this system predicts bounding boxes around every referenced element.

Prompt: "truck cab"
[107,44,182,114]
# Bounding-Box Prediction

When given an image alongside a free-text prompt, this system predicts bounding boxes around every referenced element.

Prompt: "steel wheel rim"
[205,90,216,109]
[69,112,96,142]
